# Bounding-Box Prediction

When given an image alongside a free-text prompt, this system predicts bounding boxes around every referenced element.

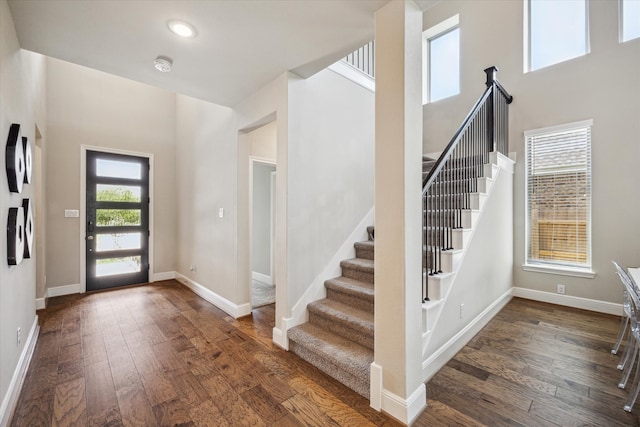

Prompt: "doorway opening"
[248,121,277,309]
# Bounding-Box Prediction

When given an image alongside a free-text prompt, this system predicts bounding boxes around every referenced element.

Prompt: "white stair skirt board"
[512,287,623,316]
[288,207,374,331]
[0,316,39,426]
[422,289,512,381]
[175,272,251,319]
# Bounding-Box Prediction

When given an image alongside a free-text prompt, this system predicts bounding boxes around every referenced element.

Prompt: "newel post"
[484,66,498,152]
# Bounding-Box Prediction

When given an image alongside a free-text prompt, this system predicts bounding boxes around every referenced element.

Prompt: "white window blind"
[525,120,592,270]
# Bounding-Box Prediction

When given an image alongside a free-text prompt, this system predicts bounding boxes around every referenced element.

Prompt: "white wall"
[249,120,277,161]
[175,94,238,302]
[423,0,640,305]
[0,0,45,417]
[45,57,177,290]
[287,68,375,307]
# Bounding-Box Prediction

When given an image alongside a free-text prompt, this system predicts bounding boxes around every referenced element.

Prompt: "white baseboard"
[153,271,176,281]
[175,272,251,319]
[370,362,383,411]
[272,327,288,350]
[513,287,623,316]
[35,298,46,310]
[0,316,39,427]
[252,272,272,285]
[422,289,512,381]
[381,383,427,425]
[47,283,80,298]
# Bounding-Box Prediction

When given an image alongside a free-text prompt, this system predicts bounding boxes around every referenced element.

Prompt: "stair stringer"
[279,207,374,349]
[422,152,514,381]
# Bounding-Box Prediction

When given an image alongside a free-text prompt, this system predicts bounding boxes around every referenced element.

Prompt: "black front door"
[86,150,149,291]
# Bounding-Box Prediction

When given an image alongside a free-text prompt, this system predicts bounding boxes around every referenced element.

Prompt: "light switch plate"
[64,209,79,218]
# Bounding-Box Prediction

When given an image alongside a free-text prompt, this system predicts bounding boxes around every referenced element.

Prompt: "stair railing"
[343,41,375,78]
[422,67,513,302]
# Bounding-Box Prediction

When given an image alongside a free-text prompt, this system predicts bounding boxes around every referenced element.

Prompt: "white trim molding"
[0,316,39,427]
[422,289,513,382]
[35,298,46,310]
[272,326,287,350]
[252,272,272,285]
[513,287,623,316]
[328,60,375,93]
[381,384,427,425]
[152,271,176,282]
[175,272,251,319]
[48,283,81,298]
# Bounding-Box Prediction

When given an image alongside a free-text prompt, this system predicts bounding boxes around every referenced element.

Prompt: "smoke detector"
[154,56,173,73]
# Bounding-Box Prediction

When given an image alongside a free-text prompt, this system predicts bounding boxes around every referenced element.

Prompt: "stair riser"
[326,288,374,314]
[308,311,373,350]
[355,247,374,260]
[342,267,374,284]
[289,341,370,398]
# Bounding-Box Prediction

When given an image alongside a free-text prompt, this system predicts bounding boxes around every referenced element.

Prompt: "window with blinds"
[525,120,592,271]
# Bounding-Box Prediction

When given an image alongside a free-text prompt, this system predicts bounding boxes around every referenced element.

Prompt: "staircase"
[288,226,375,398]
[287,159,437,399]
[287,67,513,400]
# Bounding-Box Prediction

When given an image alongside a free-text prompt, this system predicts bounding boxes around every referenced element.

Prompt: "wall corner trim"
[0,316,39,426]
[175,272,252,319]
[272,327,288,350]
[35,298,46,310]
[369,362,383,411]
[381,383,427,425]
[512,287,623,316]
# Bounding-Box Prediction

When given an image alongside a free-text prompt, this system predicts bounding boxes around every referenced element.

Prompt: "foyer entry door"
[86,150,149,291]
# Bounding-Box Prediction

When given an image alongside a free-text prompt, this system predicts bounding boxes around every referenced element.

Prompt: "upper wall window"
[526,0,589,72]
[423,15,460,104]
[621,0,640,42]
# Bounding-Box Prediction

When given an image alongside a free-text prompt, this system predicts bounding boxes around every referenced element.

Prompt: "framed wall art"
[6,123,25,193]
[7,207,25,265]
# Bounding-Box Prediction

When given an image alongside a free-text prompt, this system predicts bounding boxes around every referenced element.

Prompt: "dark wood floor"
[9,280,638,426]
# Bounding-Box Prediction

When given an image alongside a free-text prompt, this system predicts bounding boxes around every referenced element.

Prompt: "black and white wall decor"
[7,207,25,266]
[6,123,25,193]
[22,198,34,259]
[22,136,32,184]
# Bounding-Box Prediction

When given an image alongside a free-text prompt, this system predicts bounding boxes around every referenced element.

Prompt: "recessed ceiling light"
[154,56,173,72]
[168,19,197,38]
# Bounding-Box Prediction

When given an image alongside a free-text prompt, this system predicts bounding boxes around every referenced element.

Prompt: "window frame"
[422,14,460,104]
[524,0,590,73]
[523,119,595,278]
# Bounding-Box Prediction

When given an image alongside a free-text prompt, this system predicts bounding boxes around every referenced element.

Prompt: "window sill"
[522,263,596,279]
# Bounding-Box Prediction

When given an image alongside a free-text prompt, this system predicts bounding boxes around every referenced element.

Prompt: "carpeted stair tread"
[288,323,373,384]
[308,299,373,340]
[325,276,374,302]
[340,258,374,273]
[354,240,375,260]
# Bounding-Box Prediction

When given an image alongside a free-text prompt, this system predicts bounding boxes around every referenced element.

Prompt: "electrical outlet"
[16,327,21,346]
[189,264,197,273]
[557,284,565,294]
[459,303,464,319]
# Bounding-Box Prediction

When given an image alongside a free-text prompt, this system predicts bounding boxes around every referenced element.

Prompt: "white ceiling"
[8,0,439,107]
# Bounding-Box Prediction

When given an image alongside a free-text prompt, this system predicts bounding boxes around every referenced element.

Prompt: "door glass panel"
[96,209,141,226]
[96,184,141,202]
[96,233,141,252]
[96,159,141,179]
[96,256,142,277]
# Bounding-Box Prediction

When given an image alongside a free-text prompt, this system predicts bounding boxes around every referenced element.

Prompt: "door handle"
[88,220,94,232]
[86,235,94,240]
